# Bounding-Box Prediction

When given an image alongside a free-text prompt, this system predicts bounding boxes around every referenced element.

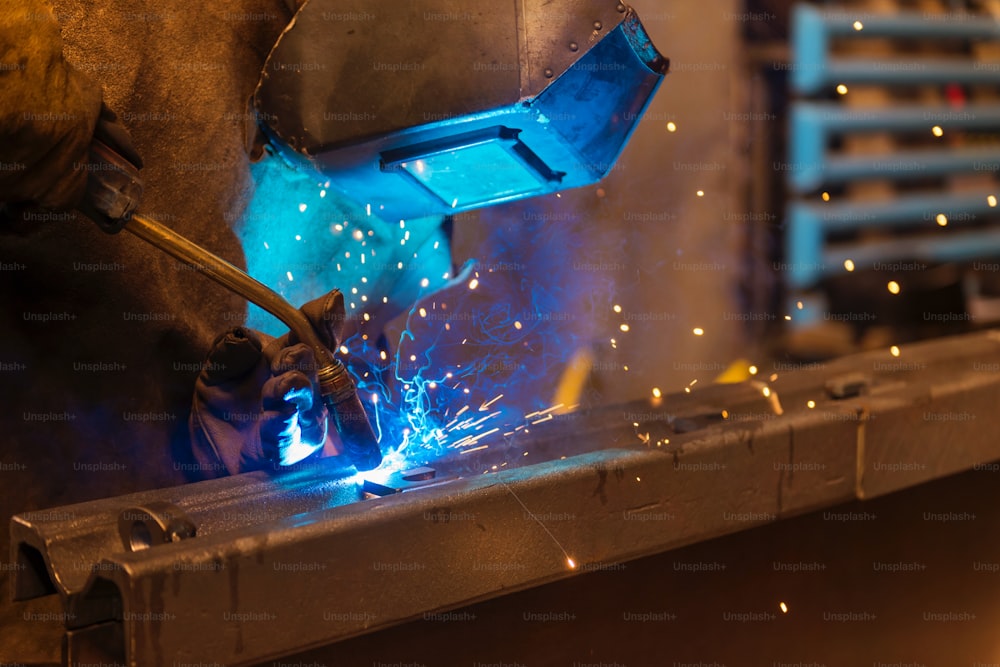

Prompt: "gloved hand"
[189,290,348,476]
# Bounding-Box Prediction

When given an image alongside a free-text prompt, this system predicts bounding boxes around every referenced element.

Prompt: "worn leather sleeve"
[0,0,101,209]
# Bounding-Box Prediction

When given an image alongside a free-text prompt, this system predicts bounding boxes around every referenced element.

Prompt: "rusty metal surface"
[11,330,1000,665]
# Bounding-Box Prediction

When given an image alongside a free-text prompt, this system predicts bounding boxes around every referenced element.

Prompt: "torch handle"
[77,138,382,471]
[124,213,384,471]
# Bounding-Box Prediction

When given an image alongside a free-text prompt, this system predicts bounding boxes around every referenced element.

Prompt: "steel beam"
[11,330,1000,665]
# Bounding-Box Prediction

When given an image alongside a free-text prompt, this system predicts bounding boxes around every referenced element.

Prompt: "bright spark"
[480,394,504,411]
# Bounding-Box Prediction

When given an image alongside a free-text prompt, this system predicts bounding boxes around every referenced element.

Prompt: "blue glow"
[276,386,325,466]
[240,152,453,339]
[239,151,617,477]
[400,142,544,209]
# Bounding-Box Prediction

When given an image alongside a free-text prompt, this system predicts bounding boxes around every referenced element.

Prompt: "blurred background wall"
[450,0,747,408]
[447,0,1000,411]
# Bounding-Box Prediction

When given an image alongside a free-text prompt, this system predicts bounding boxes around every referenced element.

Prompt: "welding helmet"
[253,0,668,222]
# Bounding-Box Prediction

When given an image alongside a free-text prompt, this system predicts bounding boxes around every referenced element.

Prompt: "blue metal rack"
[784,4,1000,323]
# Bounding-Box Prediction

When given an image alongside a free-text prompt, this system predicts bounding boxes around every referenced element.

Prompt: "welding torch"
[77,138,383,471]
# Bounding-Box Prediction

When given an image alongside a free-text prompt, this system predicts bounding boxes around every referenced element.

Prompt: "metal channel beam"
[12,330,1000,664]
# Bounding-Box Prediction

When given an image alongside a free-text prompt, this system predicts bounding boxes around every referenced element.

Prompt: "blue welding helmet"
[254,0,668,221]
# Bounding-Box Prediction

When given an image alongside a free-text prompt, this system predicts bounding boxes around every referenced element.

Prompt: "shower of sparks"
[243,156,636,483]
[348,266,589,473]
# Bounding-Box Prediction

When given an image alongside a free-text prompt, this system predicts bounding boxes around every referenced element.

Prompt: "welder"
[0,0,455,659]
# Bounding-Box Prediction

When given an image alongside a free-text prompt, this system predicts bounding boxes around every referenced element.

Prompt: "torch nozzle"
[317,360,383,471]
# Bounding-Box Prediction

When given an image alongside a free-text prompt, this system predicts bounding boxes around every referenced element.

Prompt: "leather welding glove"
[0,1,102,210]
[189,290,347,476]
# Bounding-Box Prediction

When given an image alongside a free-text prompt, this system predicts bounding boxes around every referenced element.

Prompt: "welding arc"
[123,212,383,471]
